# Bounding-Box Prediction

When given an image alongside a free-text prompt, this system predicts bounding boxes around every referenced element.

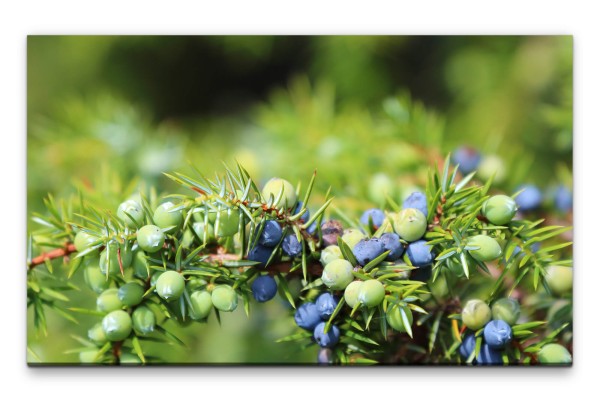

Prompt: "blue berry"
[515,184,542,211]
[247,245,274,266]
[483,320,513,350]
[410,265,432,282]
[353,238,385,266]
[294,302,322,331]
[294,201,310,223]
[258,220,283,247]
[307,222,318,235]
[476,343,503,365]
[379,233,404,261]
[317,348,333,364]
[402,192,428,218]
[554,185,573,212]
[360,208,385,228]
[315,292,339,320]
[282,234,302,257]
[406,240,433,266]
[251,275,278,303]
[452,146,481,174]
[313,322,340,348]
[459,333,476,360]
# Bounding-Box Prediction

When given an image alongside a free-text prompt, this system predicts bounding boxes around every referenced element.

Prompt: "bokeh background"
[27,35,572,363]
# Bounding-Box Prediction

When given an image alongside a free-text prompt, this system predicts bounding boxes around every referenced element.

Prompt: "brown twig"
[28,244,77,269]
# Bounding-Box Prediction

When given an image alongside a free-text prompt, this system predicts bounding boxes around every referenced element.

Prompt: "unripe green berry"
[155,271,185,301]
[102,310,133,342]
[341,229,366,250]
[137,225,166,253]
[74,231,98,252]
[186,278,208,292]
[322,259,354,290]
[132,250,149,279]
[386,305,413,333]
[447,258,467,278]
[467,235,502,262]
[153,201,183,233]
[192,221,215,243]
[211,285,238,312]
[97,288,123,313]
[344,281,363,308]
[118,283,145,307]
[189,291,213,320]
[132,306,156,335]
[205,209,240,237]
[462,299,492,330]
[100,242,133,275]
[150,271,163,287]
[357,280,385,308]
[79,348,99,363]
[482,195,517,225]
[84,265,110,294]
[320,245,343,266]
[262,177,297,210]
[120,353,142,364]
[87,323,108,345]
[537,343,572,364]
[117,200,145,228]
[545,265,573,295]
[392,208,427,242]
[491,298,521,326]
[478,155,507,184]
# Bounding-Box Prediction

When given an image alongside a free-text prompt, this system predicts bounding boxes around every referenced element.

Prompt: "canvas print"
[27,36,573,365]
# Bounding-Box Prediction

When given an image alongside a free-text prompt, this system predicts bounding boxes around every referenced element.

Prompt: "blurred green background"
[27,36,572,364]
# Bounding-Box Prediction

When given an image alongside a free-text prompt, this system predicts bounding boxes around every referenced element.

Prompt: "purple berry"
[294,302,322,331]
[315,292,339,320]
[251,275,278,302]
[282,234,302,258]
[379,232,404,261]
[402,192,428,218]
[321,220,344,247]
[313,322,340,348]
[258,220,282,247]
[353,238,385,266]
[452,146,481,174]
[360,208,385,228]
[406,240,433,266]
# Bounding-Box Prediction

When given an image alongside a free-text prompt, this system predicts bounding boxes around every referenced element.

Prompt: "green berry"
[192,221,216,243]
[150,271,163,287]
[478,155,507,184]
[482,195,517,225]
[467,235,502,262]
[96,288,123,313]
[84,265,110,294]
[462,299,492,330]
[137,225,166,253]
[214,209,240,237]
[87,323,108,345]
[386,304,413,333]
[320,245,343,266]
[321,259,354,290]
[211,285,238,312]
[120,353,142,364]
[491,298,521,326]
[344,281,363,308]
[153,201,183,233]
[537,344,572,364]
[102,310,132,342]
[392,208,427,242]
[341,229,366,250]
[132,306,156,335]
[132,250,149,279]
[74,231,98,253]
[189,291,213,320]
[79,348,99,363]
[545,265,573,295]
[155,271,185,301]
[117,200,145,228]
[99,242,133,275]
[262,177,297,210]
[447,258,467,278]
[357,280,385,308]
[118,282,145,307]
[186,278,208,292]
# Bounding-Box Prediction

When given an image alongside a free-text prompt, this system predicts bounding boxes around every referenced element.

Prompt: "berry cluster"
[294,293,341,362]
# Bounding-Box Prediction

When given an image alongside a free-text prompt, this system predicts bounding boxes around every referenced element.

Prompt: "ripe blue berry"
[406,240,433,266]
[137,225,166,253]
[247,245,274,266]
[554,185,573,212]
[258,220,283,247]
[294,302,322,331]
[353,238,385,266]
[313,322,340,348]
[459,333,476,360]
[452,146,481,175]
[315,292,339,319]
[476,343,503,365]
[317,347,333,364]
[251,275,278,303]
[379,233,404,261]
[282,234,302,258]
[402,192,428,218]
[515,184,542,211]
[360,208,385,228]
[294,201,310,223]
[483,320,513,349]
